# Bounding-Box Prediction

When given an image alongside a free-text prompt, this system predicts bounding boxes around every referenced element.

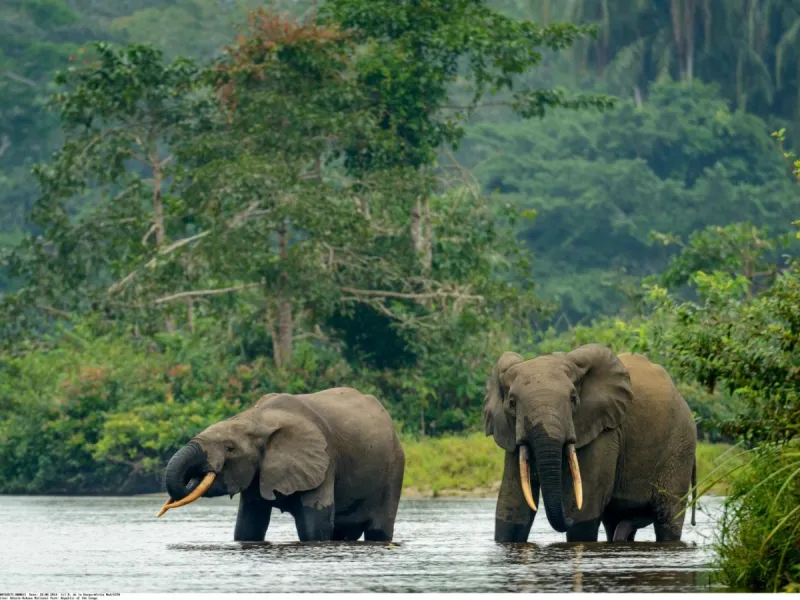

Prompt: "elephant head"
[157,398,330,517]
[483,344,633,532]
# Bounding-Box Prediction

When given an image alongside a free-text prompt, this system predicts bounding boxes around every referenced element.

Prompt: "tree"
[456,80,799,323]
[2,42,209,342]
[319,0,614,272]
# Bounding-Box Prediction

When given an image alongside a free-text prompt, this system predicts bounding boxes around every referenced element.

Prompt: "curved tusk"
[156,472,216,517]
[156,497,173,518]
[567,444,583,511]
[518,445,537,512]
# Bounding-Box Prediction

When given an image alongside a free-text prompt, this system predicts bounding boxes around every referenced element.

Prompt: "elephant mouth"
[518,443,583,513]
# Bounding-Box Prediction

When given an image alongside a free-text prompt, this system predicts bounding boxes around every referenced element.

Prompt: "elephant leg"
[611,520,637,542]
[364,524,392,542]
[234,487,272,542]
[362,460,404,542]
[294,504,335,542]
[652,486,688,542]
[494,448,537,542]
[653,505,685,542]
[332,524,365,541]
[566,518,601,542]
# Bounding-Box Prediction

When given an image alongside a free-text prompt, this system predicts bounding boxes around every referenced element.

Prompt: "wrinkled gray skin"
[484,344,696,543]
[163,387,405,542]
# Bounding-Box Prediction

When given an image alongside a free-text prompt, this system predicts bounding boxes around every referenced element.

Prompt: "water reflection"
[0,495,728,593]
[496,541,718,593]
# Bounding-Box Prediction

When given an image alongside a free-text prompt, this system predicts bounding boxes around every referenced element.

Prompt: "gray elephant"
[483,344,696,543]
[157,387,405,542]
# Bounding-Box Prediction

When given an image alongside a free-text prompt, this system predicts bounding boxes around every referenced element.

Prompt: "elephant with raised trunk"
[157,387,405,542]
[484,344,696,543]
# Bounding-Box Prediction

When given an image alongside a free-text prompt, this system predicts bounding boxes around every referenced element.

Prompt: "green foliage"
[653,222,794,294]
[0,323,368,493]
[457,80,798,321]
[2,42,209,341]
[319,0,613,173]
[715,446,800,592]
[640,203,798,589]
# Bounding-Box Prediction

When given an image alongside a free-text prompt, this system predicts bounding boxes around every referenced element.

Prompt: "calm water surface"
[0,495,727,593]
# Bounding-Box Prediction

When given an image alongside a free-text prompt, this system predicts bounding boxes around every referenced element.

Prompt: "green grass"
[401,434,739,498]
[715,444,800,592]
[696,442,747,495]
[401,433,504,497]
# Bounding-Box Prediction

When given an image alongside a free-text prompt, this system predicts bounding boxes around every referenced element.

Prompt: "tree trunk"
[151,149,173,333]
[270,222,293,369]
[411,196,423,258]
[187,298,195,333]
[422,195,432,274]
[411,195,433,278]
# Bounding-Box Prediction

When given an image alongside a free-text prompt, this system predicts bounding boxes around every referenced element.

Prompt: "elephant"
[483,343,697,543]
[157,387,405,542]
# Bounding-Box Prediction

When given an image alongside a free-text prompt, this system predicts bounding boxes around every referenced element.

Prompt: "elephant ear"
[483,351,524,452]
[259,413,330,501]
[566,344,634,449]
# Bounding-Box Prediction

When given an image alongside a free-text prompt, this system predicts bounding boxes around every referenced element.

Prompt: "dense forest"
[0,0,798,591]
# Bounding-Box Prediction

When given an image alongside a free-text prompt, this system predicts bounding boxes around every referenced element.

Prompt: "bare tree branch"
[37,305,73,320]
[152,282,263,305]
[340,286,484,301]
[4,71,38,88]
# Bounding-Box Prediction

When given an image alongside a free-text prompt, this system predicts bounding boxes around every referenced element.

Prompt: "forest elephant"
[157,387,405,542]
[483,344,697,543]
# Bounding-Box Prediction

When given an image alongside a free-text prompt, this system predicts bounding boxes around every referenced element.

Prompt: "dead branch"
[152,282,263,305]
[340,286,484,302]
[4,71,38,88]
[37,305,73,320]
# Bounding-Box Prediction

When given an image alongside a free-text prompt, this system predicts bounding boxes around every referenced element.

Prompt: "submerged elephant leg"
[495,448,537,542]
[332,524,365,541]
[364,525,392,542]
[653,489,688,542]
[611,520,636,542]
[566,517,601,542]
[234,487,272,542]
[363,462,404,542]
[294,504,335,542]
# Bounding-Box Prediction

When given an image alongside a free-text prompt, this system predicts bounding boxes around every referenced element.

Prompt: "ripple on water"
[0,495,729,593]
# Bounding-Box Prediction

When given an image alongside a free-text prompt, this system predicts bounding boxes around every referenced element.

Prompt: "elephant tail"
[691,456,697,526]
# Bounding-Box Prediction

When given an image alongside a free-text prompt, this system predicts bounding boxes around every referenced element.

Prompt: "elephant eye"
[224,443,235,454]
[570,390,579,408]
[508,395,516,409]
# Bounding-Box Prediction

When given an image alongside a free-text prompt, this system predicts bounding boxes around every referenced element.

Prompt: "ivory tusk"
[156,472,216,517]
[156,498,173,518]
[567,444,583,511]
[519,445,537,512]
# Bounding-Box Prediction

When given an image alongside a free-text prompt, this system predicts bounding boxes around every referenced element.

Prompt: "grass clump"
[716,445,800,592]
[401,432,503,496]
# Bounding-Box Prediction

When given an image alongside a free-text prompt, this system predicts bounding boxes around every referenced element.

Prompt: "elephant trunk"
[531,431,573,533]
[158,441,216,518]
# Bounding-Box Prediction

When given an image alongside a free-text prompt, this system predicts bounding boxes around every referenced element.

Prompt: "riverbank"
[401,433,737,499]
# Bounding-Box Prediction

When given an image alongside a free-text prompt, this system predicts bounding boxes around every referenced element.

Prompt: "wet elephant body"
[159,388,405,542]
[484,344,697,543]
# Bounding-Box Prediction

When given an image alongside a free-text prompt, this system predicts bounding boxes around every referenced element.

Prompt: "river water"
[0,495,728,593]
